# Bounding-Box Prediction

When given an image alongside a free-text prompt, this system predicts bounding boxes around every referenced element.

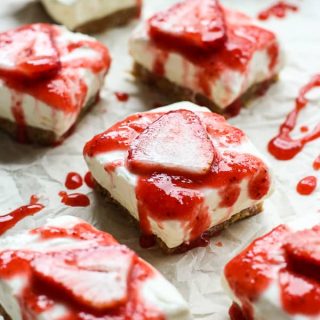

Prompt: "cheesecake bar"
[129,0,283,116]
[84,101,273,253]
[0,215,191,320]
[223,216,320,320]
[0,23,110,145]
[41,0,142,33]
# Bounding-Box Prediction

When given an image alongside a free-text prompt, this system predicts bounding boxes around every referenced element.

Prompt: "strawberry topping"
[148,0,227,53]
[128,110,215,176]
[0,24,60,80]
[31,246,135,311]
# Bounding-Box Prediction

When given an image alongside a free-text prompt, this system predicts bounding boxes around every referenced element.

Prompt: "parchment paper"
[0,1,319,319]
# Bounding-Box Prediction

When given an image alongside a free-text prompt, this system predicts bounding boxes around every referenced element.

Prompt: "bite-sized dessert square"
[84,101,273,253]
[41,0,142,33]
[223,216,320,320]
[0,215,191,320]
[0,23,110,145]
[129,0,283,116]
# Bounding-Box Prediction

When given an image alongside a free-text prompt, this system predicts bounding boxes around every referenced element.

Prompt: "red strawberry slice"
[0,24,60,80]
[283,226,320,280]
[148,0,226,52]
[31,246,135,310]
[128,110,215,176]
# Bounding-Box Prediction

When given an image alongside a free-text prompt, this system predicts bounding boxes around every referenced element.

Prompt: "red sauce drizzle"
[225,224,320,318]
[84,172,95,189]
[152,52,169,77]
[0,196,44,235]
[229,303,248,320]
[313,155,320,170]
[64,172,83,190]
[84,111,271,249]
[0,222,164,319]
[296,176,317,195]
[11,91,27,143]
[268,75,320,160]
[114,92,129,102]
[59,191,90,207]
[300,125,309,133]
[258,1,298,21]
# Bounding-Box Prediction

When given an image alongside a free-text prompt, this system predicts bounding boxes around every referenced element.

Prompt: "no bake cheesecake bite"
[41,0,142,33]
[223,216,320,320]
[84,102,273,253]
[129,0,283,116]
[0,23,110,145]
[0,215,190,320]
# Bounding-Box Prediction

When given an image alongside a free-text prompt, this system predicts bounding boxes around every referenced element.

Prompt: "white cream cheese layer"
[129,16,283,110]
[0,215,191,320]
[85,102,274,249]
[222,215,320,320]
[0,27,106,138]
[41,0,138,30]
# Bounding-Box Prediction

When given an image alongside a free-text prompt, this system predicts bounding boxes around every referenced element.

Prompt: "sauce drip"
[258,1,298,21]
[296,176,317,195]
[84,171,95,189]
[114,92,129,102]
[59,191,90,207]
[0,195,44,235]
[268,75,320,160]
[64,172,83,190]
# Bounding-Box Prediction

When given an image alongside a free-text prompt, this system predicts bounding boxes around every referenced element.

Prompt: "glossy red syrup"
[148,8,279,103]
[59,191,90,207]
[0,196,44,235]
[229,303,247,320]
[114,92,129,102]
[269,75,320,160]
[296,176,317,195]
[313,155,320,170]
[11,91,26,143]
[225,224,320,318]
[84,110,271,248]
[84,171,95,189]
[258,1,298,21]
[64,172,83,190]
[0,222,164,319]
[0,23,110,143]
[300,125,309,133]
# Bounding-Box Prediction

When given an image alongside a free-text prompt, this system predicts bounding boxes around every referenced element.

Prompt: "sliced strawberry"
[0,24,60,80]
[283,226,320,280]
[148,0,226,52]
[31,246,135,311]
[128,110,215,176]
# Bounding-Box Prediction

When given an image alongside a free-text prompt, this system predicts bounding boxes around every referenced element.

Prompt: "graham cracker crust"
[0,94,98,146]
[133,62,278,117]
[75,6,140,34]
[95,181,263,254]
[0,304,11,320]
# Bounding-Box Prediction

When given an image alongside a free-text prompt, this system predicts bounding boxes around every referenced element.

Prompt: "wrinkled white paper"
[0,1,319,319]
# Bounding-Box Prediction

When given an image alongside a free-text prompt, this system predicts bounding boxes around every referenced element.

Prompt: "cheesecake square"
[84,102,273,253]
[223,216,320,320]
[0,23,110,145]
[0,215,190,320]
[129,0,283,116]
[41,0,142,33]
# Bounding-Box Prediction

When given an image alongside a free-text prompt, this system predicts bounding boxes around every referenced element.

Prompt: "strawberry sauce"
[84,171,95,189]
[313,155,320,170]
[0,196,44,235]
[84,110,271,249]
[59,191,90,207]
[225,224,320,318]
[114,92,129,102]
[258,1,298,21]
[65,172,83,190]
[296,176,317,195]
[268,75,320,160]
[0,222,165,319]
